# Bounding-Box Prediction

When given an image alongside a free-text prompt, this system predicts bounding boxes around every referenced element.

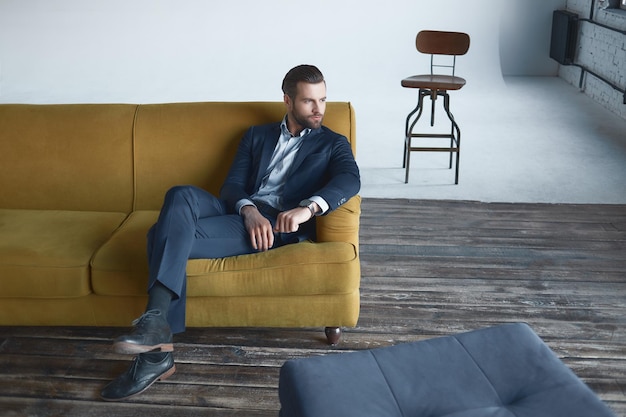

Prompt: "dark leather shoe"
[100,352,176,401]
[113,310,173,355]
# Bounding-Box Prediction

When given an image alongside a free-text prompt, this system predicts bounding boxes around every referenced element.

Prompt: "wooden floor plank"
[1,198,625,416]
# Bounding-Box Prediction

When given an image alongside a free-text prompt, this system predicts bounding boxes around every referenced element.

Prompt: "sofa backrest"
[0,104,137,212]
[0,101,356,213]
[132,101,356,210]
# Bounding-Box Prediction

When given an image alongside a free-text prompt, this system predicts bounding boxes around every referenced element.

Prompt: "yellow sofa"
[0,102,361,344]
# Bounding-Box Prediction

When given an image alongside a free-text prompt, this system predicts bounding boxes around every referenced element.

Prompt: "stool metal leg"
[404,89,461,184]
[403,89,427,170]
[441,91,461,184]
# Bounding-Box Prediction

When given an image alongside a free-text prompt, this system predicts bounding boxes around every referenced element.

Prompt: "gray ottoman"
[278,323,616,417]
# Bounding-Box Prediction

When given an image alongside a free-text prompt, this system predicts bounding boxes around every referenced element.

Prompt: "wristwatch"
[299,199,318,217]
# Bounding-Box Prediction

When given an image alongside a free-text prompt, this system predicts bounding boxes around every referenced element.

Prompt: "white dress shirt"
[235,116,329,216]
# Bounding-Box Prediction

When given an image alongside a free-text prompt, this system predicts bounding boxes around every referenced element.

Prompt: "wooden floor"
[1,198,625,416]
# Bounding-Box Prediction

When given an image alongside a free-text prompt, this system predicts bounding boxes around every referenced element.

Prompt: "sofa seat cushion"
[186,241,359,297]
[91,210,360,297]
[0,209,128,298]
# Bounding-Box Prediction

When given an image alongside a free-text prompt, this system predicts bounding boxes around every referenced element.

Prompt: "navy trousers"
[146,185,312,333]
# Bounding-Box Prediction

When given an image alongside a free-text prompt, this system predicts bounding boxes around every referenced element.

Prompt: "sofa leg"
[324,327,342,345]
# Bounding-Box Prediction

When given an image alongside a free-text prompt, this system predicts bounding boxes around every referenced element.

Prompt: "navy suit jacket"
[220,122,360,214]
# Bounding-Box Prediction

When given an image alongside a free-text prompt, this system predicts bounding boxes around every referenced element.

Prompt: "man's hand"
[274,204,318,234]
[241,205,274,251]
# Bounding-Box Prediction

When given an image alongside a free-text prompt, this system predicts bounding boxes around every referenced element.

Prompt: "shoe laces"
[131,309,162,327]
[128,356,142,380]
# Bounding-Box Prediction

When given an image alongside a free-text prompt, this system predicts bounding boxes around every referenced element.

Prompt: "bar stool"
[401,30,470,184]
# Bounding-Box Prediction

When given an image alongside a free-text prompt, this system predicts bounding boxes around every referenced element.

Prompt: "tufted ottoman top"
[279,323,616,417]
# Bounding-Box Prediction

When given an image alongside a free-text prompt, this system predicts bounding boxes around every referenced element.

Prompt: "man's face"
[285,81,327,134]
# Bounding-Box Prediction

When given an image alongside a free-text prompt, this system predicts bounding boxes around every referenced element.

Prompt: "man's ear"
[283,94,291,107]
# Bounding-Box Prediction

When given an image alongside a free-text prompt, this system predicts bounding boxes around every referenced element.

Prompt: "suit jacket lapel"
[254,125,281,191]
[287,130,319,177]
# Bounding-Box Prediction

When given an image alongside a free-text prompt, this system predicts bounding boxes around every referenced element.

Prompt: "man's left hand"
[274,205,317,233]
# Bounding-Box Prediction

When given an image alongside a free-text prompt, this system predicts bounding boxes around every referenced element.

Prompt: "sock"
[146,281,174,319]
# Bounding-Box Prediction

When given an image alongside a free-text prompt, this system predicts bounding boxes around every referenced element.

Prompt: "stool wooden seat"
[401,74,466,91]
[402,30,470,184]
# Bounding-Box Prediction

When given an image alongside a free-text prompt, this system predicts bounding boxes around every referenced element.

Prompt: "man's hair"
[282,65,325,99]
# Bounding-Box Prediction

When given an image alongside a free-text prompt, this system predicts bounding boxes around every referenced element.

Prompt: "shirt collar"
[281,115,311,138]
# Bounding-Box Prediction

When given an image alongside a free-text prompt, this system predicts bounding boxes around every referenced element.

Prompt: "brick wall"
[560,0,626,119]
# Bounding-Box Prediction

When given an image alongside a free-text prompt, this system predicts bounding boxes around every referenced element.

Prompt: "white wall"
[499,0,566,75]
[0,0,559,168]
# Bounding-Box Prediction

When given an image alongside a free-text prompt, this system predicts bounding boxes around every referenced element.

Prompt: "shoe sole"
[100,364,176,402]
[113,341,174,355]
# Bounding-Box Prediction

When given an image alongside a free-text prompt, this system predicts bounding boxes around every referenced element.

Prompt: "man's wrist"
[236,198,256,215]
[308,196,328,215]
[299,199,320,218]
[240,204,257,217]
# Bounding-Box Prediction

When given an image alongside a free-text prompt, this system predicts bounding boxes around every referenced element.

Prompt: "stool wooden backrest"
[416,30,470,77]
[416,30,470,56]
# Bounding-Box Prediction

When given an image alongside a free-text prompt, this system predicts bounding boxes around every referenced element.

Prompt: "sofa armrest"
[315,195,361,250]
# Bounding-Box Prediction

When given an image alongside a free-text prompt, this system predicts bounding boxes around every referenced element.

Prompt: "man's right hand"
[240,205,275,251]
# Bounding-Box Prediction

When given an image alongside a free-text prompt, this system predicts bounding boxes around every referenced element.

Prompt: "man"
[100,64,361,401]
